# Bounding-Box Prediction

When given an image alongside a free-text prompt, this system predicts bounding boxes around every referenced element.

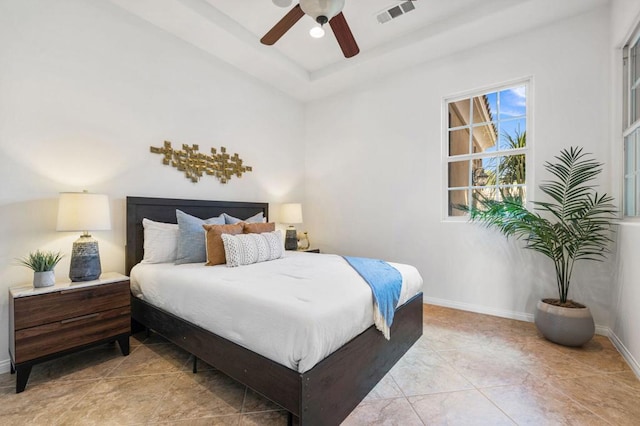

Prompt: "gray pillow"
[223,212,265,224]
[175,210,225,264]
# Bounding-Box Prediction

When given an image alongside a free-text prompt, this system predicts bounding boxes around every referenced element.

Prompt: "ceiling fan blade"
[261,4,305,46]
[329,12,359,58]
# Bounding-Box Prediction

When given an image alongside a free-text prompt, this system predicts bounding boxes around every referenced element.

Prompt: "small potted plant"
[17,250,64,288]
[462,147,617,346]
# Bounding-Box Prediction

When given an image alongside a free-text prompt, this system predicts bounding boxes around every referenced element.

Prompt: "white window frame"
[442,78,533,221]
[623,22,640,218]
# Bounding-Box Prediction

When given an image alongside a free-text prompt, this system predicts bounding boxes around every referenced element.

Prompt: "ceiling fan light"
[300,0,345,21]
[309,25,325,38]
[272,0,293,7]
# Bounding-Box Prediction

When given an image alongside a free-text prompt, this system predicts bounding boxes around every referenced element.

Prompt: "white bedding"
[130,251,423,373]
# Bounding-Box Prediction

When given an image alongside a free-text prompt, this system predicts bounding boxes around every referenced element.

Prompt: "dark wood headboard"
[125,196,269,275]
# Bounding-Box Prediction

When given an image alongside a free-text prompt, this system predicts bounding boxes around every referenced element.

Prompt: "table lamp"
[56,191,111,282]
[280,203,303,251]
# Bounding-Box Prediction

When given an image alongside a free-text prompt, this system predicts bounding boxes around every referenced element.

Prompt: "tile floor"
[1,304,639,425]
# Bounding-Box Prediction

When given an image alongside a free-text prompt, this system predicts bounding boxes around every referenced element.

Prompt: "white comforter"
[130,251,423,373]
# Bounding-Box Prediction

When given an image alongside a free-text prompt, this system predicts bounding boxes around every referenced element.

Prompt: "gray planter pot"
[33,270,55,288]
[534,299,595,347]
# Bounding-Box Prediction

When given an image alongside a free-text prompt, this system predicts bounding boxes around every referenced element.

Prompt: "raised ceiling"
[213,0,502,71]
[109,0,607,101]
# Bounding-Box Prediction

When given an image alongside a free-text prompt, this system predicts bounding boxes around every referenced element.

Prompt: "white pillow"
[221,231,284,267]
[223,212,266,224]
[142,218,179,264]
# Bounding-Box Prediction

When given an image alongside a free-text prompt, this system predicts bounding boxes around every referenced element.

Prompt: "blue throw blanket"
[343,256,402,340]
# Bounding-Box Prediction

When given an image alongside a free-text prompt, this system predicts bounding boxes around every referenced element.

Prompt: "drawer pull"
[61,313,99,324]
[60,287,94,295]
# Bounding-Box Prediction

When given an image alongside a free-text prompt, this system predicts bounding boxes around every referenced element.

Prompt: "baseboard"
[0,358,11,374]
[424,296,534,323]
[607,328,640,379]
[595,325,610,337]
[424,297,609,336]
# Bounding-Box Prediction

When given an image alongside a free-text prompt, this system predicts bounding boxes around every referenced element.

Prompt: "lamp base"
[285,227,298,251]
[69,234,102,282]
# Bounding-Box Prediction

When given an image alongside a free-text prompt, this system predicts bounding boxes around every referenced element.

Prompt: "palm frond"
[465,146,617,304]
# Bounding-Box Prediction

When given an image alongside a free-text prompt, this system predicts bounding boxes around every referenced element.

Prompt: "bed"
[125,196,423,425]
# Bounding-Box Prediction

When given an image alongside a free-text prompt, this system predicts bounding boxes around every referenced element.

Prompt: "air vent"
[376,1,416,24]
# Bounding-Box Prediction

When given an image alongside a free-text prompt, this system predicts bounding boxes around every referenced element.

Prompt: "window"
[444,81,529,218]
[623,24,640,217]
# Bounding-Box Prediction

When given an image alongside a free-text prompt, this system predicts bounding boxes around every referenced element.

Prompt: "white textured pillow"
[142,218,179,264]
[221,231,284,267]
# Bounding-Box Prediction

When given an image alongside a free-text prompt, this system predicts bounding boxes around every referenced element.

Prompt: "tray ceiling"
[109,0,607,101]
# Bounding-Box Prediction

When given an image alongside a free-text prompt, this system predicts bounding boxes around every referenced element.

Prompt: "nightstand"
[8,272,131,393]
[299,248,320,253]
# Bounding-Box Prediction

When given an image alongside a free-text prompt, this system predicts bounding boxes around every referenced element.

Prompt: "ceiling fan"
[261,0,360,58]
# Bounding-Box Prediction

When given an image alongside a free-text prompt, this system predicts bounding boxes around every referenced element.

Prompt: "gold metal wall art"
[150,141,252,184]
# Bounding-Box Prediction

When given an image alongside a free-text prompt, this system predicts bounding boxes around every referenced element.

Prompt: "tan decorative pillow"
[243,222,276,234]
[203,223,243,266]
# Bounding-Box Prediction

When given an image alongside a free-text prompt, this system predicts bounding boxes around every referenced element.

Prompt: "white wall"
[609,0,640,376]
[0,0,305,371]
[305,8,614,322]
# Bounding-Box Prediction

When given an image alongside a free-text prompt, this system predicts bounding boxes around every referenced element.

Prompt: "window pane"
[633,41,640,89]
[625,133,636,217]
[448,190,468,216]
[471,123,497,153]
[633,41,640,123]
[636,128,640,170]
[472,94,495,124]
[499,185,527,202]
[448,99,470,129]
[625,176,635,216]
[486,92,498,122]
[624,46,629,129]
[632,86,640,124]
[449,128,470,156]
[625,133,636,176]
[449,160,470,188]
[471,159,489,187]
[472,188,496,210]
[481,157,498,186]
[498,119,526,151]
[498,154,526,185]
[499,86,526,120]
[636,174,640,216]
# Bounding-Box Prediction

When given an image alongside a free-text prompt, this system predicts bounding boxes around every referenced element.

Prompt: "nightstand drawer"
[13,306,130,363]
[13,281,130,330]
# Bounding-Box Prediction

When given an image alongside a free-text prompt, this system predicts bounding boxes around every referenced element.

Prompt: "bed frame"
[125,196,423,425]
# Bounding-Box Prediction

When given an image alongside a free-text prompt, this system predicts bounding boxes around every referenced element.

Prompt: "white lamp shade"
[280,203,303,224]
[273,0,293,7]
[57,192,111,232]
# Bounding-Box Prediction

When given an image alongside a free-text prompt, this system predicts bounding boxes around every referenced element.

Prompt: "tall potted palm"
[464,147,616,346]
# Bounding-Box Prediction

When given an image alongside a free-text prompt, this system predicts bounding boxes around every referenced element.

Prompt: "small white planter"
[33,270,55,288]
